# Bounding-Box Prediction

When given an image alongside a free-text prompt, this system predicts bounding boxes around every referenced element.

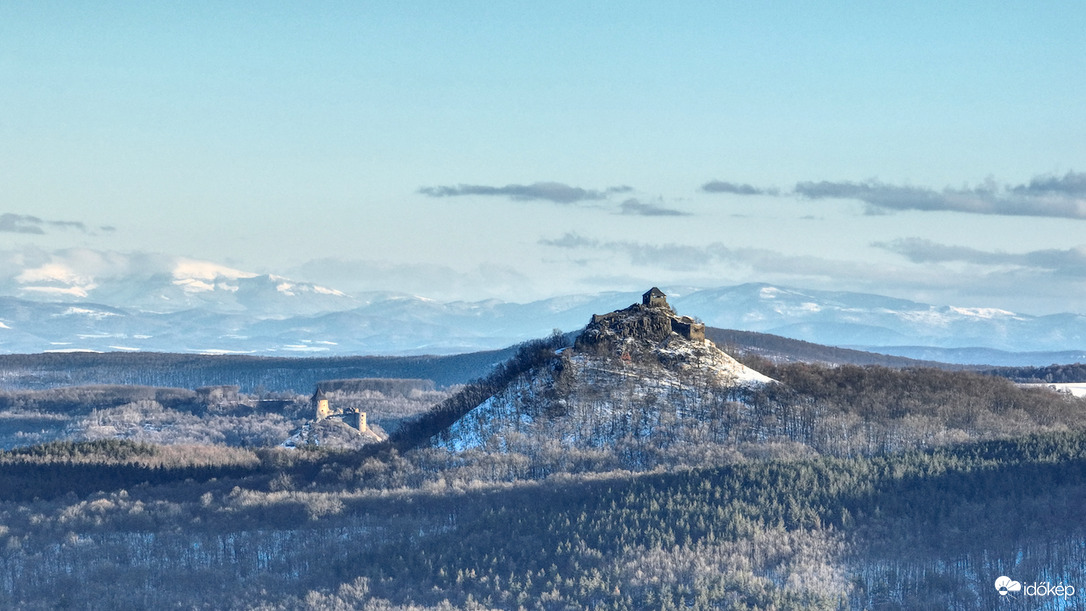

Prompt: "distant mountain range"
[3,266,1086,365]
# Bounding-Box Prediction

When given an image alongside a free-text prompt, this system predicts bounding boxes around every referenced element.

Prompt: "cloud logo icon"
[995,576,1022,596]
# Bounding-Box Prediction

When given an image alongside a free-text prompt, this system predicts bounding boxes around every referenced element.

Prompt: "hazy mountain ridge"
[674,283,1086,353]
[3,279,1086,363]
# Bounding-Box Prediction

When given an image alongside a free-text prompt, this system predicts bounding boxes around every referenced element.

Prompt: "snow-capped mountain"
[668,283,1086,354]
[5,252,358,317]
[3,269,1086,363]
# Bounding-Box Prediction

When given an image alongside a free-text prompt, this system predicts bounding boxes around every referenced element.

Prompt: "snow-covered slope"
[437,299,772,452]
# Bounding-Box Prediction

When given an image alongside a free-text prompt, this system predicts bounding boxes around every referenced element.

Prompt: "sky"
[2,2,1086,314]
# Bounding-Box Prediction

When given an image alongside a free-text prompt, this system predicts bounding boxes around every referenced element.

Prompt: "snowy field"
[1021,383,1086,398]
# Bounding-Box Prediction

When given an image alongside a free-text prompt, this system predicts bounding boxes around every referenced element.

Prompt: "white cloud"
[172,258,258,282]
[15,262,94,287]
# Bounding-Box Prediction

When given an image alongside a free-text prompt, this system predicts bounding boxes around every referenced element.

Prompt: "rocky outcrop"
[576,304,674,356]
[574,301,706,360]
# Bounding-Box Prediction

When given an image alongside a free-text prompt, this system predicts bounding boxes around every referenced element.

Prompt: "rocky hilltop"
[572,295,770,387]
[576,302,702,354]
[436,289,772,459]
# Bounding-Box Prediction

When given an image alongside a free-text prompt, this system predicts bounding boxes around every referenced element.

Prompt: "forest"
[0,336,1084,609]
[0,349,512,392]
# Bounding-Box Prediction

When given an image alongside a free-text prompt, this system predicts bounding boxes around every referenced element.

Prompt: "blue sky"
[2,2,1085,312]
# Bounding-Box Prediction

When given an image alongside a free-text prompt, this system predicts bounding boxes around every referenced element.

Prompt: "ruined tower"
[312,387,331,420]
[642,287,668,308]
[343,409,368,432]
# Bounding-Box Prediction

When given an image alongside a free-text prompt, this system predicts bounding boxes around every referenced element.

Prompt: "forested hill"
[711,328,1086,381]
[0,349,515,392]
[706,327,952,368]
[2,327,1082,396]
[977,362,1086,383]
[0,328,915,394]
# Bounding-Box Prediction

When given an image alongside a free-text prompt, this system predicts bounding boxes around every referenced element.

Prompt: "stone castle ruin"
[311,386,368,432]
[310,378,435,435]
[575,287,706,357]
[639,287,705,340]
[641,287,705,341]
[195,385,240,409]
[670,315,705,342]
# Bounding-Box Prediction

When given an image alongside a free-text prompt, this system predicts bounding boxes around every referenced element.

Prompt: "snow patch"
[60,307,119,319]
[312,285,347,297]
[950,306,1019,319]
[15,262,88,285]
[282,344,332,352]
[172,278,216,294]
[275,280,346,298]
[172,259,257,282]
[895,309,954,327]
[1021,383,1086,398]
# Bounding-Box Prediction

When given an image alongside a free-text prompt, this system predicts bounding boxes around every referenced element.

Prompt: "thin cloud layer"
[874,238,992,264]
[700,171,1086,219]
[0,214,46,234]
[539,232,881,277]
[877,238,1086,277]
[619,199,689,216]
[291,256,533,302]
[700,181,776,196]
[0,213,98,234]
[1012,172,1086,197]
[537,232,1079,313]
[795,172,1086,219]
[0,213,91,234]
[0,247,172,299]
[419,182,632,204]
[538,233,601,249]
[419,181,692,217]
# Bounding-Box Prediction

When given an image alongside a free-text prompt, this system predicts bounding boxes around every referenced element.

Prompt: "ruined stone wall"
[671,317,705,341]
